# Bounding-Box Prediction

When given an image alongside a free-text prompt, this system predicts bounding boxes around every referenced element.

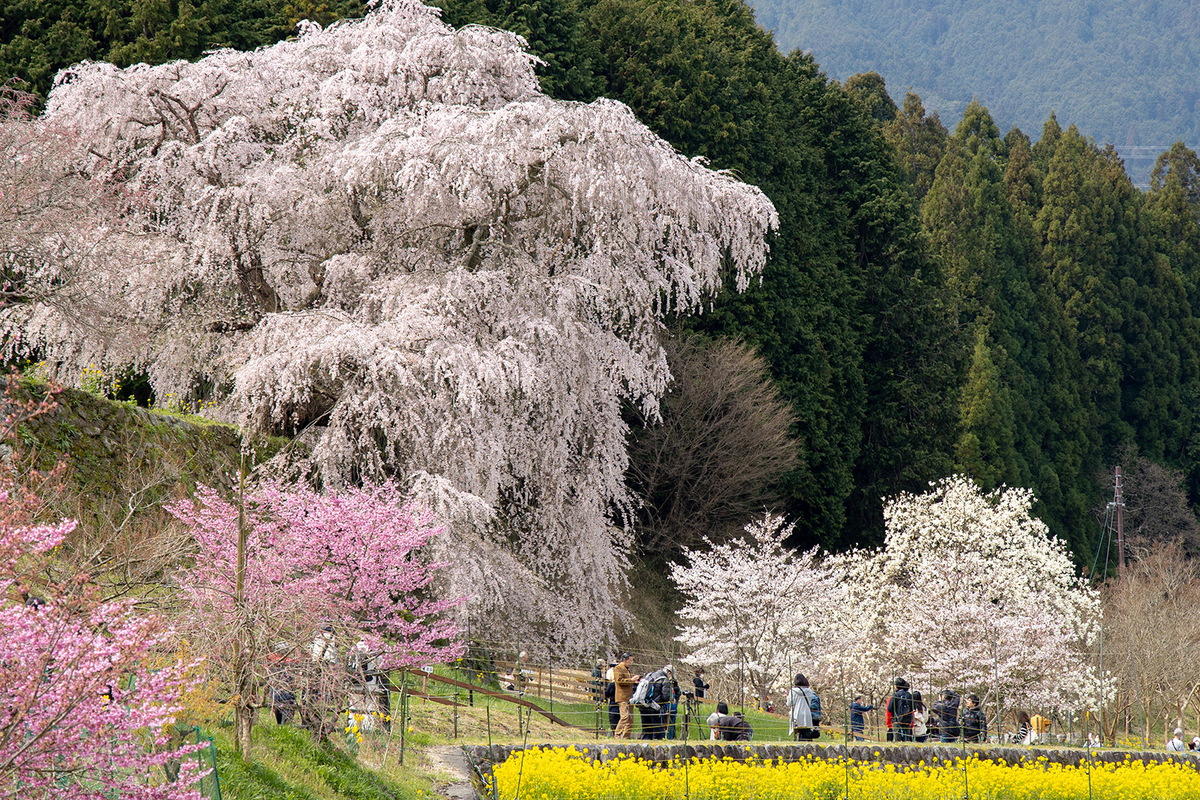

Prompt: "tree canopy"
[3,0,777,651]
[9,0,1200,586]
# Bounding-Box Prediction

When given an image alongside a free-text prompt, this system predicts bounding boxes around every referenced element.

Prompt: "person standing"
[911,691,928,743]
[1014,710,1033,745]
[666,670,681,739]
[849,695,874,741]
[591,658,605,703]
[1167,728,1186,752]
[692,668,710,702]
[933,690,961,743]
[961,694,987,743]
[604,662,619,733]
[613,652,640,739]
[638,665,672,739]
[786,674,820,741]
[887,678,914,742]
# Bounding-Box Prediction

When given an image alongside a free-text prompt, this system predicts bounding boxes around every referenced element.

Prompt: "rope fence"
[314,638,1194,754]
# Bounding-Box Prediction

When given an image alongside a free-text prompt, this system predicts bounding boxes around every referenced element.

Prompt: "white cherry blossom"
[4,1,778,650]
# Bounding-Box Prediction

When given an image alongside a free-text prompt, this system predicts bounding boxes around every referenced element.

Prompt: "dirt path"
[427,745,478,800]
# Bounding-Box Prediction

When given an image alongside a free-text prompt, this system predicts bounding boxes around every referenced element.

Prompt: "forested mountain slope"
[748,0,1200,181]
[438,0,1200,565]
[10,0,1200,574]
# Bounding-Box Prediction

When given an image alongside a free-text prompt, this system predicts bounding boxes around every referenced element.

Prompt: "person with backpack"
[636,665,673,739]
[650,665,674,739]
[933,689,961,743]
[786,673,821,741]
[961,693,987,743]
[887,678,914,742]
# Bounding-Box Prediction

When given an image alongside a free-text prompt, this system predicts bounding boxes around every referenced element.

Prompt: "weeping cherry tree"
[4,1,779,649]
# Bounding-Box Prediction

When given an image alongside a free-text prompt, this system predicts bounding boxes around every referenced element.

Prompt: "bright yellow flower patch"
[493,746,1200,799]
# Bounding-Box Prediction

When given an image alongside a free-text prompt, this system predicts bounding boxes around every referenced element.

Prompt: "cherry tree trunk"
[234,650,256,759]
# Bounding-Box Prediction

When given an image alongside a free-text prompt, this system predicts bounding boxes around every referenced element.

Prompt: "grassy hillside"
[210,724,434,800]
[13,382,289,594]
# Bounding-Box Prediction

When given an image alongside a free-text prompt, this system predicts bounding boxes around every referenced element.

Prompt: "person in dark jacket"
[692,668,709,701]
[721,711,753,741]
[638,666,672,739]
[886,678,914,742]
[933,689,961,743]
[849,695,874,741]
[604,663,619,732]
[666,673,681,739]
[962,693,987,743]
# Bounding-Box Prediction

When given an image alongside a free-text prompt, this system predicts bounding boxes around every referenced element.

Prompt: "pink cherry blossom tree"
[0,388,201,799]
[168,481,462,758]
[5,0,779,651]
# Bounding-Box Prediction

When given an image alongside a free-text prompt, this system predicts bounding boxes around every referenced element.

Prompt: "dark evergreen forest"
[5,0,1200,570]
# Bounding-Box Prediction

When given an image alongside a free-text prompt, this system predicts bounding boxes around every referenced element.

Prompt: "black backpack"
[890,689,913,726]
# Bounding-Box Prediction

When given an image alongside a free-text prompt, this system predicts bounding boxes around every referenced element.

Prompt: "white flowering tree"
[4,1,778,650]
[826,475,1103,710]
[672,513,836,703]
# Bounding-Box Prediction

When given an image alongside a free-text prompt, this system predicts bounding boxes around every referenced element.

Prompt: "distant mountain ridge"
[748,0,1200,182]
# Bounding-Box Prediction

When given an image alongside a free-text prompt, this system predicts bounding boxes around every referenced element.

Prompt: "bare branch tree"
[626,332,799,558]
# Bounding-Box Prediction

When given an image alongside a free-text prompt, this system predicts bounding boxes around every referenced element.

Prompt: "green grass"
[390,667,801,745]
[209,723,437,800]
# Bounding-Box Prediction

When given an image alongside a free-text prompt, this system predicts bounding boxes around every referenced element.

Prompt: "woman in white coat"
[786,673,820,741]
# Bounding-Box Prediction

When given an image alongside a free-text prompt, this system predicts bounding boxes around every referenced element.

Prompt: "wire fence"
[222,633,1200,800]
[356,637,1190,753]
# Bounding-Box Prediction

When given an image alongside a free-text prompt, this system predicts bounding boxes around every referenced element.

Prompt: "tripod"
[680,692,701,741]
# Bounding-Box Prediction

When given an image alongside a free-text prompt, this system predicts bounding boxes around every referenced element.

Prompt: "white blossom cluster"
[4,1,778,650]
[827,475,1104,707]
[671,513,838,699]
[675,477,1104,709]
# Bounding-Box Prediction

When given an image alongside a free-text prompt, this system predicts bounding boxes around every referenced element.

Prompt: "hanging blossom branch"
[9,0,779,651]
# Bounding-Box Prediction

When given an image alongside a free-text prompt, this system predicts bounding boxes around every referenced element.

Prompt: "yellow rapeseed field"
[493,745,1200,799]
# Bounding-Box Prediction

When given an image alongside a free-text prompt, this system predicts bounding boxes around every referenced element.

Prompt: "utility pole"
[1115,466,1125,578]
